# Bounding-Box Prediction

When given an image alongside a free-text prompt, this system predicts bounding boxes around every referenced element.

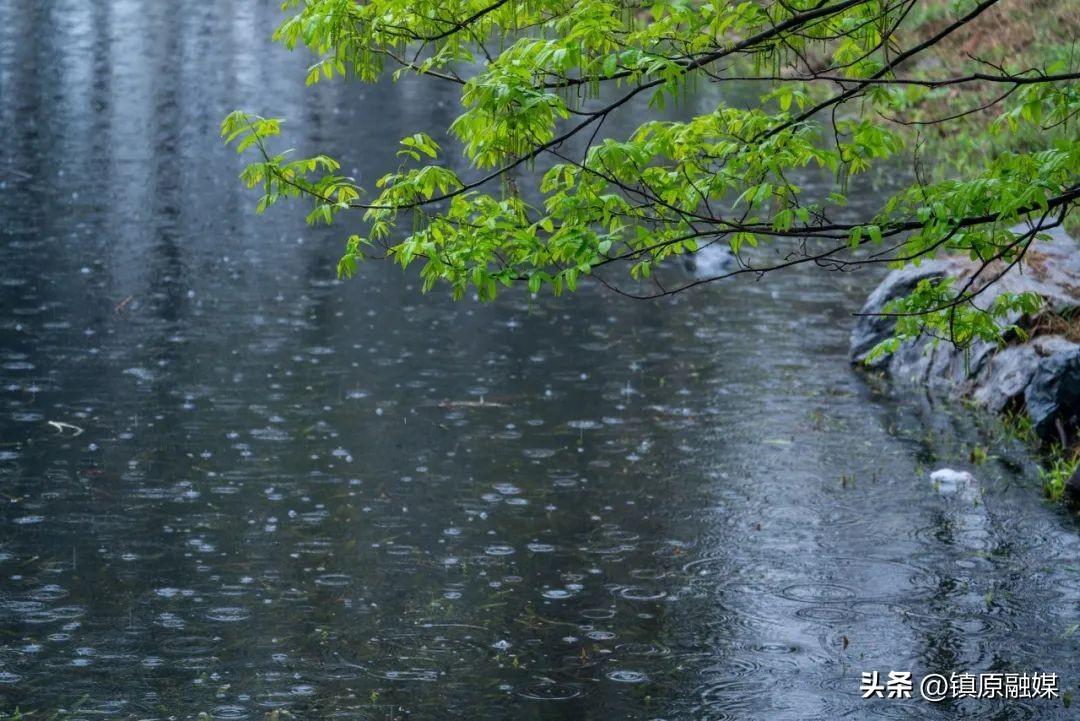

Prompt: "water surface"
[1,2,1078,719]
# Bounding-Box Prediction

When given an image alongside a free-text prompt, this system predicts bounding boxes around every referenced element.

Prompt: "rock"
[682,243,738,277]
[970,344,1040,412]
[1025,341,1080,443]
[1066,465,1080,500]
[849,257,956,368]
[851,226,1080,443]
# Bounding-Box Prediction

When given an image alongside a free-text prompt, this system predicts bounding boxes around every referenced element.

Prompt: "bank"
[850,225,1080,501]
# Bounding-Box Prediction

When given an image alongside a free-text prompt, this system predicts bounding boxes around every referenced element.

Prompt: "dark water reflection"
[1,1,1078,719]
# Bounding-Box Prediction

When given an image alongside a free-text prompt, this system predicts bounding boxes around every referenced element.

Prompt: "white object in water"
[929,468,975,494]
[683,244,738,277]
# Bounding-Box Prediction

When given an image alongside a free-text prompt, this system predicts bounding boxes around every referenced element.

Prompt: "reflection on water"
[1,1,1078,719]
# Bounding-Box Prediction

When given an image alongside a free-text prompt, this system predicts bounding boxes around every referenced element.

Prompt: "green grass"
[893,0,1080,197]
[998,408,1078,503]
[1040,451,1080,502]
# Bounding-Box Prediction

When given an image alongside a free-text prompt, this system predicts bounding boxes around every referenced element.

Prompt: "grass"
[1001,408,1079,502]
[1021,307,1080,344]
[900,1,1080,495]
[1040,450,1080,502]
[782,0,1080,236]
[876,0,1078,236]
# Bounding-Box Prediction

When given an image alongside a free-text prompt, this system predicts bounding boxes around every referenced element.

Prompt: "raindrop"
[606,670,647,683]
[206,607,251,622]
[542,589,574,600]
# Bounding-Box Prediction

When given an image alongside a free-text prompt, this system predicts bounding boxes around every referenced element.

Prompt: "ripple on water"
[746,641,801,654]
[698,654,763,679]
[19,605,87,624]
[380,669,439,682]
[615,642,671,657]
[3,600,46,614]
[174,655,222,671]
[207,607,251,622]
[11,411,44,421]
[890,604,1018,639]
[315,573,353,587]
[254,691,295,709]
[29,584,69,601]
[279,587,311,604]
[160,636,215,655]
[775,582,856,604]
[617,586,667,601]
[250,427,291,442]
[89,699,129,715]
[372,516,410,530]
[793,604,866,624]
[517,682,583,701]
[567,420,602,430]
[580,608,615,620]
[542,589,575,600]
[523,448,557,459]
[373,625,490,662]
[606,669,647,683]
[696,677,773,713]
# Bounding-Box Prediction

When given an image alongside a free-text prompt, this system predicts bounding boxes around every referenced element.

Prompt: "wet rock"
[851,226,1080,443]
[848,257,956,369]
[970,344,1040,413]
[682,243,738,277]
[1066,465,1080,500]
[1025,340,1080,443]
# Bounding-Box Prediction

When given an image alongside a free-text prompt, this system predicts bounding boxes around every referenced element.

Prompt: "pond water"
[1,1,1078,719]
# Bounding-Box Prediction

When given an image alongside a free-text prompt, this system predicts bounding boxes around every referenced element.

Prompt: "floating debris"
[46,421,84,437]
